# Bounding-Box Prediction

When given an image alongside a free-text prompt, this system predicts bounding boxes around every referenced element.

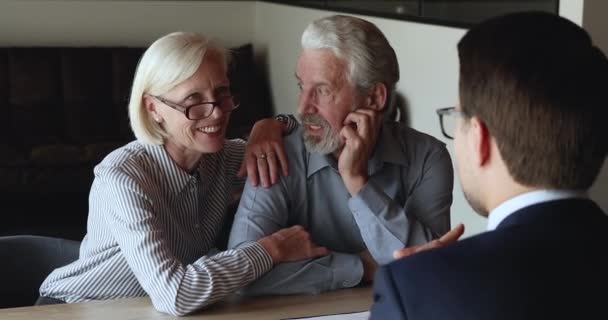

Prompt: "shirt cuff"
[239,242,274,280]
[330,252,364,289]
[348,180,387,221]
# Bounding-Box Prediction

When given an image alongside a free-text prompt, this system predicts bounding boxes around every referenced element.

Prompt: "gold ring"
[258,153,267,160]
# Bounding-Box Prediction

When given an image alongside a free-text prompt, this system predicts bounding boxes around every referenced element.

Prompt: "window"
[263,0,559,28]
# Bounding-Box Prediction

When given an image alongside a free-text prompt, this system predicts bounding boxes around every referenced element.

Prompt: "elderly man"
[228,15,454,295]
[370,11,608,320]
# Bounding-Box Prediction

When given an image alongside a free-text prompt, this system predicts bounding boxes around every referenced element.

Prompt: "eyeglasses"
[436,107,463,139]
[152,94,240,120]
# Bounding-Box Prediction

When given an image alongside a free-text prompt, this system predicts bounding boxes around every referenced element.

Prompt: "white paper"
[285,311,370,320]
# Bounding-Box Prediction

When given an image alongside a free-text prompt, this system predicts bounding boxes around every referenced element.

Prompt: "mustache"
[298,113,330,127]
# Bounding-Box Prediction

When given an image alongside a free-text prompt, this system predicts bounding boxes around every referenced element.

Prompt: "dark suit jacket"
[369,199,608,320]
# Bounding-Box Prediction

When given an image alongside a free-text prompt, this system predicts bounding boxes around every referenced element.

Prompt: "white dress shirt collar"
[487,190,587,231]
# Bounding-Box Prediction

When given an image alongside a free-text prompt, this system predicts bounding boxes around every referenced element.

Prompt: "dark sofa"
[0,44,272,241]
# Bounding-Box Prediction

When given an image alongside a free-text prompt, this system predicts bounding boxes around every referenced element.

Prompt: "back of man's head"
[458,11,608,190]
[301,15,400,113]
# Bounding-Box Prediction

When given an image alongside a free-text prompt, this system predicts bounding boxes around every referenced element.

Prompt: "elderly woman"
[38,32,328,316]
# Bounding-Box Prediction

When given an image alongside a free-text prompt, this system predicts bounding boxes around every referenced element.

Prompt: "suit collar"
[487,190,587,230]
[496,198,602,230]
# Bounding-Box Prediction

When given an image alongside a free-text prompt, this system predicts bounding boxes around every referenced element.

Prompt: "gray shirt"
[228,122,454,295]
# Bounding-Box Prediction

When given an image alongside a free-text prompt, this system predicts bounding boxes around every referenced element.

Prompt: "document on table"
[284,311,370,320]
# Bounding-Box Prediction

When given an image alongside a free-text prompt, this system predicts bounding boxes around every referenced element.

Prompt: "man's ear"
[469,116,491,167]
[365,83,387,112]
[143,95,162,123]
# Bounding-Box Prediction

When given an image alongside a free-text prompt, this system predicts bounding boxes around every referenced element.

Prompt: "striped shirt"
[39,140,274,316]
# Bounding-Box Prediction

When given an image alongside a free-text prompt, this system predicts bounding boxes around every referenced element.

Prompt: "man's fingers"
[423,240,443,251]
[340,125,360,146]
[353,108,376,117]
[343,111,371,138]
[393,225,465,260]
[311,245,329,257]
[414,225,464,253]
[439,223,465,244]
[393,247,415,259]
[273,225,305,241]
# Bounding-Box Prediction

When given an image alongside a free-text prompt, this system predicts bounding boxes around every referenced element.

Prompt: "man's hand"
[358,249,378,284]
[257,225,329,264]
[239,118,289,188]
[393,223,465,259]
[338,109,382,195]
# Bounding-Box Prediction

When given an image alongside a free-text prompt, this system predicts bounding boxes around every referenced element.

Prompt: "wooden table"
[0,287,372,319]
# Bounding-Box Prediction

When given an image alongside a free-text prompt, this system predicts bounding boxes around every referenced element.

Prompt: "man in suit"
[370,11,608,320]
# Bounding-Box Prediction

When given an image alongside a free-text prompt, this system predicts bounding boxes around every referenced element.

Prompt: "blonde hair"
[128,31,229,144]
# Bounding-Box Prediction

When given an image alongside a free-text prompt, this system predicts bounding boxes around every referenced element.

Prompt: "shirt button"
[194,224,200,229]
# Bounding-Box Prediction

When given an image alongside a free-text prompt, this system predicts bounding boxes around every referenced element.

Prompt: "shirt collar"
[143,142,201,195]
[487,189,587,231]
[306,123,409,178]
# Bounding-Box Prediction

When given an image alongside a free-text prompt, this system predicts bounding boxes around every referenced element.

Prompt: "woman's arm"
[100,165,325,316]
[238,114,298,188]
[101,167,270,316]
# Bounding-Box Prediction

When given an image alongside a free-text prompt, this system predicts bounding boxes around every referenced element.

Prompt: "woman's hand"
[257,225,329,264]
[239,118,289,188]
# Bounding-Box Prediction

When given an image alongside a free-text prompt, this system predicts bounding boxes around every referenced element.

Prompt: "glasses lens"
[442,113,457,139]
[188,104,214,120]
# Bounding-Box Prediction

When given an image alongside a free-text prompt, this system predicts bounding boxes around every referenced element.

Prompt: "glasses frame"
[436,106,463,139]
[151,94,240,120]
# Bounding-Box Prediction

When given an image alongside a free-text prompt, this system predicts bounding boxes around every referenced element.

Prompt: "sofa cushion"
[29,144,84,165]
[111,48,145,139]
[62,48,120,144]
[0,49,8,144]
[227,44,272,138]
[0,144,25,191]
[8,49,66,147]
[84,142,123,164]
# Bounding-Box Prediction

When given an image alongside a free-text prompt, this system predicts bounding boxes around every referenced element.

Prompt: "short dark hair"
[458,11,608,190]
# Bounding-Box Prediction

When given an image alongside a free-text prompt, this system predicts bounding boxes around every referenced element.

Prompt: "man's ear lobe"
[368,83,388,112]
[471,116,491,166]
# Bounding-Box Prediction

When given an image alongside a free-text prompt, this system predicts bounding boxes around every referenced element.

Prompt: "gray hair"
[128,31,229,144]
[301,15,400,115]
